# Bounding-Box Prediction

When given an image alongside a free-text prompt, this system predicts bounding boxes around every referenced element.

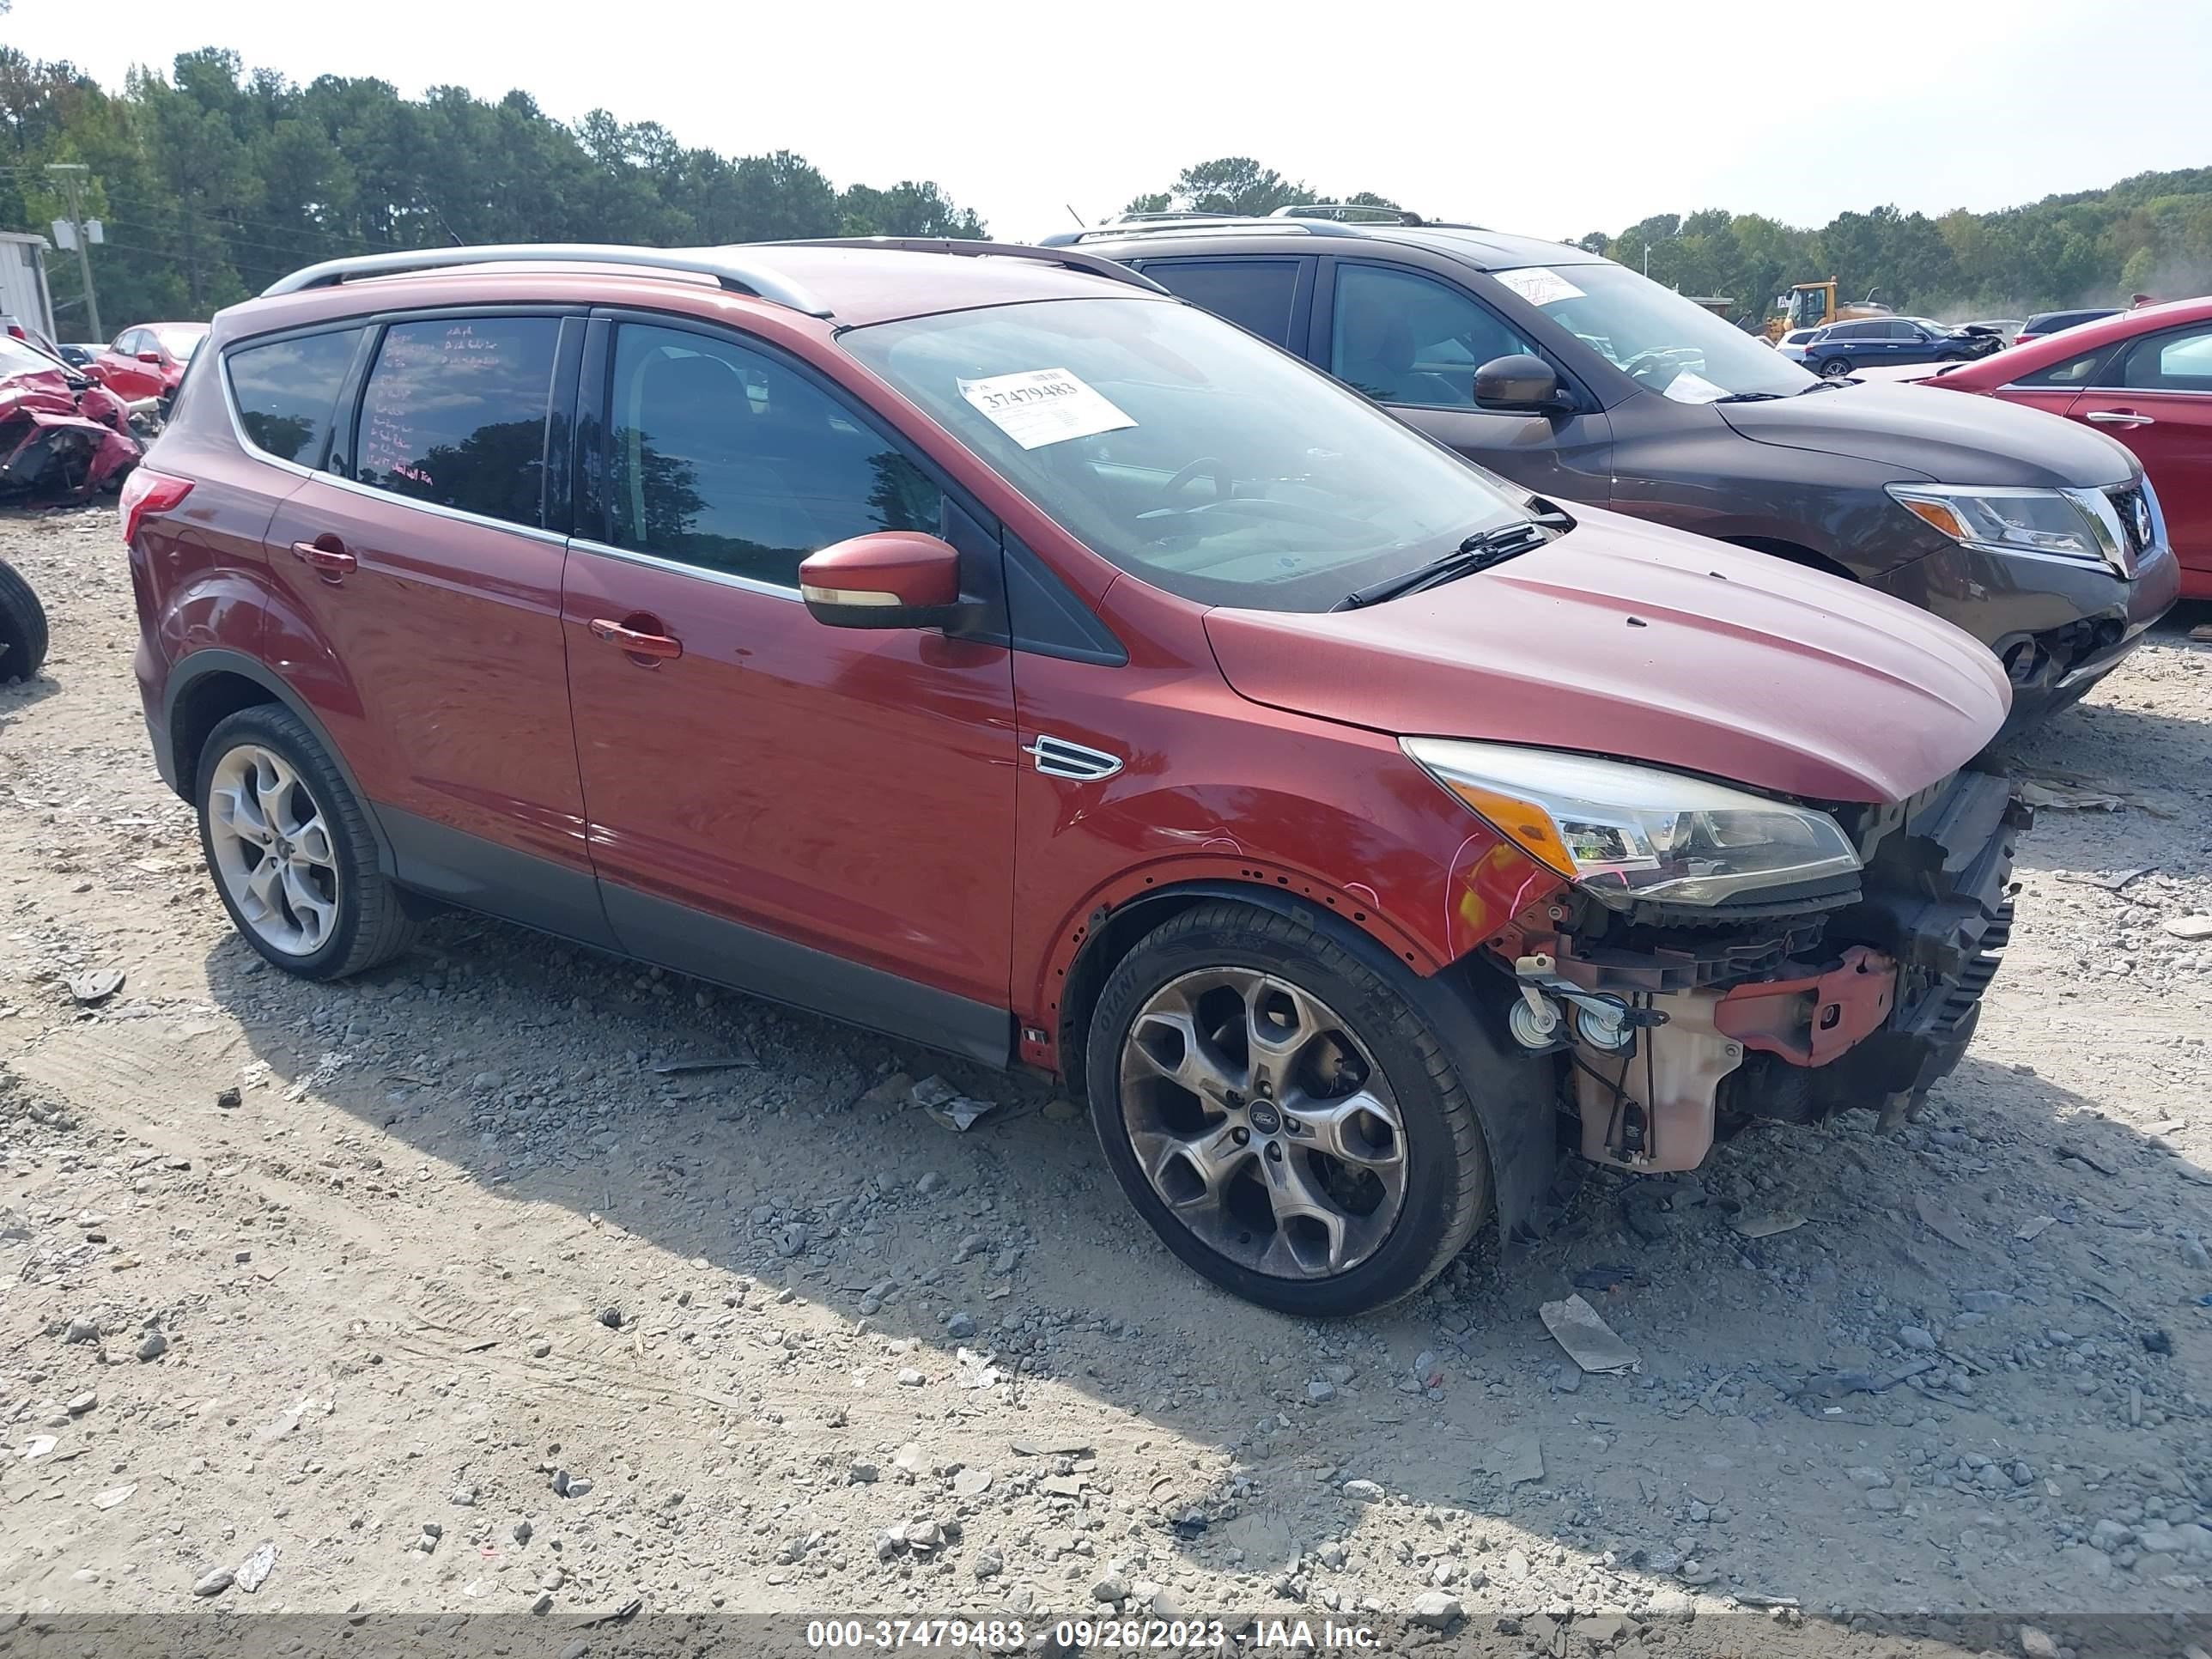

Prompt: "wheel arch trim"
[161,648,397,873]
[1051,875,1562,1255]
[1030,863,1444,1070]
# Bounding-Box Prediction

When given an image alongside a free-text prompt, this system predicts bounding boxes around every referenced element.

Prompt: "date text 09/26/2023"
[803,1617,1387,1649]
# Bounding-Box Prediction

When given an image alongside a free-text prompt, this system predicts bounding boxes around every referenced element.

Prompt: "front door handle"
[588,616,684,664]
[2084,409,2155,428]
[290,536,356,580]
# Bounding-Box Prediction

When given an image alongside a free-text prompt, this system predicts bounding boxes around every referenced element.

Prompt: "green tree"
[0,46,991,327]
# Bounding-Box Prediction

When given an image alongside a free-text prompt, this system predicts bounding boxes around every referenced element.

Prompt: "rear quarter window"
[225,329,364,465]
[2118,325,2212,392]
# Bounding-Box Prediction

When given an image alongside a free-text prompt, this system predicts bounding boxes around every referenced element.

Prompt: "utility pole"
[44,162,101,342]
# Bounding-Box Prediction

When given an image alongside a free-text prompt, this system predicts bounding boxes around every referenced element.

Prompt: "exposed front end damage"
[0,382,143,505]
[1497,768,2026,1173]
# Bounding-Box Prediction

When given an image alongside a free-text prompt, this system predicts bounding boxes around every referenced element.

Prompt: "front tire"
[1085,902,1492,1317]
[0,558,48,682]
[195,704,418,979]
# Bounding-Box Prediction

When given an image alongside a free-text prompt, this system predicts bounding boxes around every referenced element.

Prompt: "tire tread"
[0,557,49,682]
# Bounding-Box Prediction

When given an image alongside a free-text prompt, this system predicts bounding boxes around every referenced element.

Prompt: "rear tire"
[1085,901,1492,1317]
[1818,356,1853,377]
[0,557,48,682]
[194,704,417,980]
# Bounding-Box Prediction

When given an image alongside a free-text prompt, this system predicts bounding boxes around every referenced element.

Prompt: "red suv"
[128,241,2024,1316]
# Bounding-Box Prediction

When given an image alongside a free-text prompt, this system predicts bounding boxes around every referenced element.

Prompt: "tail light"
[120,467,194,547]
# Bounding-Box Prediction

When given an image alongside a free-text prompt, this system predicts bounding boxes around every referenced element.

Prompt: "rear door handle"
[588,617,684,662]
[290,537,356,579]
[2084,409,2154,427]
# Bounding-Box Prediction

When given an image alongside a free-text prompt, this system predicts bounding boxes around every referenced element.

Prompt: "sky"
[8,0,2209,243]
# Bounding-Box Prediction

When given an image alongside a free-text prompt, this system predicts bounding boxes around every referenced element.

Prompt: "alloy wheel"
[205,743,342,957]
[1118,967,1407,1279]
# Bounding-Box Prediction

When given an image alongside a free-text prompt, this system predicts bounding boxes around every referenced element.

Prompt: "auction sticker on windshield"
[1662,369,1729,404]
[1493,267,1586,307]
[957,368,1135,450]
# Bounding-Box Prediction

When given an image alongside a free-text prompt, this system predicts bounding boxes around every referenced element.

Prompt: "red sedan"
[1916,298,2212,599]
[91,322,210,404]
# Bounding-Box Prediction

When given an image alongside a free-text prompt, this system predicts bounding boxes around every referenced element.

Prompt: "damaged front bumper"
[0,395,142,503]
[1514,768,2027,1174]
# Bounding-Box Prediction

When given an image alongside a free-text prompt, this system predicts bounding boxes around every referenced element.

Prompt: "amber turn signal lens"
[1441,781,1579,880]
[1895,496,1966,539]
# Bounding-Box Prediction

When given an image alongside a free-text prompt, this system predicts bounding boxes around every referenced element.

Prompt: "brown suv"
[1058,210,2179,730]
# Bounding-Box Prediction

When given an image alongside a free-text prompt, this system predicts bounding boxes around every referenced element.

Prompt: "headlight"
[1887,483,2128,574]
[1402,738,1862,908]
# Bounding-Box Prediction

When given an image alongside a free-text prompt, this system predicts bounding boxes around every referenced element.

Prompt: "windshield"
[154,326,206,359]
[842,296,1532,611]
[0,337,62,380]
[1502,263,1817,402]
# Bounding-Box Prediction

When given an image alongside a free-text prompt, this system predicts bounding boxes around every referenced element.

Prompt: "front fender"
[1012,706,1566,1070]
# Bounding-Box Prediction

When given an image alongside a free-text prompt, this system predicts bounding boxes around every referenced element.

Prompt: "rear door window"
[226,329,364,465]
[1329,264,1537,407]
[353,316,562,526]
[1143,259,1304,349]
[2118,325,2212,392]
[604,321,944,589]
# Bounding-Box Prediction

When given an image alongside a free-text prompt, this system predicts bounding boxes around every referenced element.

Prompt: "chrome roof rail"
[1060,218,1340,242]
[260,244,836,318]
[769,237,1171,297]
[1269,202,1426,224]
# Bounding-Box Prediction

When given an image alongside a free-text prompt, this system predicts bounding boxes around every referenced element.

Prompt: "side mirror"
[1474,354,1564,412]
[137,350,164,365]
[799,531,966,631]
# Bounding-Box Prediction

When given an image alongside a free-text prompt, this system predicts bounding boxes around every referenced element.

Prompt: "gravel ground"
[3,504,2210,1654]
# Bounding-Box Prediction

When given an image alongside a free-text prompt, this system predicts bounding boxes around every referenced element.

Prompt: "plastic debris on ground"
[67,967,125,1005]
[910,1074,997,1133]
[236,1540,277,1592]
[650,1053,758,1073]
[1538,1292,1640,1375]
[2019,781,2124,811]
[1730,1211,1808,1238]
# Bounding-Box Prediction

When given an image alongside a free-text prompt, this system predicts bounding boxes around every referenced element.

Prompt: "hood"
[0,366,76,411]
[1717,380,2137,488]
[1203,508,2009,805]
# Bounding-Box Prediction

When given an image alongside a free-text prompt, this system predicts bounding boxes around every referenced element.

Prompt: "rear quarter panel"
[130,356,295,745]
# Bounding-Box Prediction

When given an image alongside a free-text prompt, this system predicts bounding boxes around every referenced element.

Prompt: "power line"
[94,195,398,251]
[96,216,384,264]
[0,168,431,252]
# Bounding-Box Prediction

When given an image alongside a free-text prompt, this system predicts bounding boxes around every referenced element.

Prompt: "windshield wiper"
[1334,521,1550,611]
[1712,391,1784,404]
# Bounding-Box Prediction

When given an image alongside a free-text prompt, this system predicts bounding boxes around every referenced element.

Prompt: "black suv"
[1058,210,2178,731]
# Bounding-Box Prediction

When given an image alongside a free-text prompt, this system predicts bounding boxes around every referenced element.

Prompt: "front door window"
[606,323,943,586]
[1329,264,1537,408]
